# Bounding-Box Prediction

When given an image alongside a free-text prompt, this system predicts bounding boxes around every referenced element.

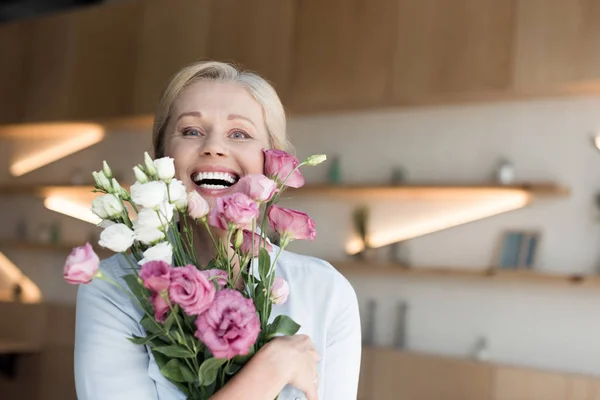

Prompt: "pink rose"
[237,174,277,202]
[188,191,210,220]
[270,276,290,305]
[208,193,259,230]
[239,230,273,258]
[194,289,260,359]
[150,293,170,323]
[202,269,228,290]
[139,260,172,293]
[63,243,100,284]
[169,265,215,316]
[268,205,317,243]
[263,149,305,188]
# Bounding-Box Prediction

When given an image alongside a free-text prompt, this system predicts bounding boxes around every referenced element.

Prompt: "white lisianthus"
[304,154,327,166]
[111,178,130,200]
[133,166,148,184]
[98,223,135,253]
[154,157,175,182]
[138,242,173,265]
[133,218,166,244]
[92,171,112,192]
[168,179,188,212]
[144,152,158,178]
[98,219,115,229]
[102,161,113,179]
[136,203,174,230]
[130,181,167,209]
[91,194,124,219]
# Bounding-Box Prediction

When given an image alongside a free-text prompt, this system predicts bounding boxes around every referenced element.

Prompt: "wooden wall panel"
[290,0,396,112]
[0,21,27,124]
[134,0,211,115]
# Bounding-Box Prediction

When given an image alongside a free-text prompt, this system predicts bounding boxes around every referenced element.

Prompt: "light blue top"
[74,246,362,399]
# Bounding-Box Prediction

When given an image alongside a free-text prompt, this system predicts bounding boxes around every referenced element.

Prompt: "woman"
[74,61,362,400]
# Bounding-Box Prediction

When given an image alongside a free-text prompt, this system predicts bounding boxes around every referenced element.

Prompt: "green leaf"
[258,248,271,281]
[198,357,228,386]
[254,286,267,323]
[128,332,161,345]
[163,306,178,331]
[265,315,301,339]
[225,363,242,375]
[140,315,161,335]
[154,345,196,358]
[160,359,186,382]
[152,349,169,370]
[122,274,151,311]
[180,363,196,383]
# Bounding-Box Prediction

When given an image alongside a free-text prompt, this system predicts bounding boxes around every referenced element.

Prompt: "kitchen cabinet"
[207,0,295,103]
[392,0,516,103]
[290,0,396,112]
[513,0,600,94]
[134,0,211,115]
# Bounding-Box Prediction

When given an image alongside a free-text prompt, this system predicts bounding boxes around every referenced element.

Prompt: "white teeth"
[192,171,237,184]
[200,184,228,190]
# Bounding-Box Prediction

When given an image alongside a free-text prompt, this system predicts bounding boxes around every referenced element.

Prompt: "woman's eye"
[182,128,202,136]
[230,130,250,139]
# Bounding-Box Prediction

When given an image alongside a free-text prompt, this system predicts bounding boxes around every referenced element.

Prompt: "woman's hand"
[261,334,321,400]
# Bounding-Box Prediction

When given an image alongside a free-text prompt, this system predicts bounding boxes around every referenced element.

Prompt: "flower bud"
[102,161,113,179]
[305,154,327,166]
[144,152,158,178]
[133,166,149,184]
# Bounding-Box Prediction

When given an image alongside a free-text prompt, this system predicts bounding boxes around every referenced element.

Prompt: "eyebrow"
[228,114,256,128]
[176,111,202,122]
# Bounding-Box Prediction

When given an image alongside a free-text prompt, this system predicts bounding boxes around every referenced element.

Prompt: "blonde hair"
[152,61,292,158]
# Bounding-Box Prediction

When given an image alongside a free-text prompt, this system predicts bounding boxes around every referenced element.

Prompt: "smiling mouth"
[192,171,240,190]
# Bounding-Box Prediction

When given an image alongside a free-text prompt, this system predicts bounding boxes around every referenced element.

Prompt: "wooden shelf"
[332,261,599,287]
[0,240,111,258]
[0,182,570,199]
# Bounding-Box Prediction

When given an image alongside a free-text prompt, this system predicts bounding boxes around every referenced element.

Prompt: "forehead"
[172,80,264,124]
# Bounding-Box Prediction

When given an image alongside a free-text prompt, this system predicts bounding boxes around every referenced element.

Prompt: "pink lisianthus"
[63,243,100,284]
[268,205,317,245]
[237,174,277,203]
[239,230,273,258]
[194,289,260,359]
[208,192,259,230]
[169,265,215,316]
[270,276,290,305]
[262,149,305,188]
[202,269,229,290]
[150,292,170,323]
[187,191,210,220]
[139,260,172,293]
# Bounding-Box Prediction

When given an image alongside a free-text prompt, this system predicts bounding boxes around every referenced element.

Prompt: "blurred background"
[2,0,600,399]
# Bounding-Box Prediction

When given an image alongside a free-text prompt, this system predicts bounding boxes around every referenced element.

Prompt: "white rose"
[133,220,165,245]
[154,157,175,182]
[136,203,174,230]
[168,180,188,212]
[98,223,135,253]
[91,194,124,219]
[130,181,167,209]
[138,242,173,265]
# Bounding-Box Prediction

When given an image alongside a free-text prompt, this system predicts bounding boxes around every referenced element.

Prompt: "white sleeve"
[74,276,159,400]
[322,278,362,399]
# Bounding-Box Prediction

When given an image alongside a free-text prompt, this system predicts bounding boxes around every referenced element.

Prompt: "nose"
[200,133,228,157]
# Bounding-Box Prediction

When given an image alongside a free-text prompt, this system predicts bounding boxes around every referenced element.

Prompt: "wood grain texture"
[208,0,295,102]
[370,349,494,400]
[393,0,515,102]
[22,12,75,122]
[67,1,143,120]
[493,366,568,400]
[134,0,212,115]
[290,0,396,112]
[513,0,600,92]
[0,20,27,124]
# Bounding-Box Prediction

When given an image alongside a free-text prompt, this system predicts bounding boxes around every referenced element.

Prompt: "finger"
[305,387,318,400]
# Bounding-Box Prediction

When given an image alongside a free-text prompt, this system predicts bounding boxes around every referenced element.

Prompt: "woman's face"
[164,80,270,207]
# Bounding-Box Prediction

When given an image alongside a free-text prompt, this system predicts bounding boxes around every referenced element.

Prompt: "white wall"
[2,94,600,375]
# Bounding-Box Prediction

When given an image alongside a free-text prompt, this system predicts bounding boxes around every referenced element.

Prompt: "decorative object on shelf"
[11,283,23,303]
[392,301,408,349]
[352,205,372,260]
[472,336,490,362]
[494,158,516,185]
[495,230,540,269]
[389,241,411,266]
[36,223,52,244]
[49,221,61,245]
[327,155,342,184]
[14,217,27,240]
[390,166,408,185]
[362,299,377,346]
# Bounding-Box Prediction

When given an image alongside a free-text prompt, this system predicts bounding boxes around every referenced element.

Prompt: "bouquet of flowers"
[63,149,326,399]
